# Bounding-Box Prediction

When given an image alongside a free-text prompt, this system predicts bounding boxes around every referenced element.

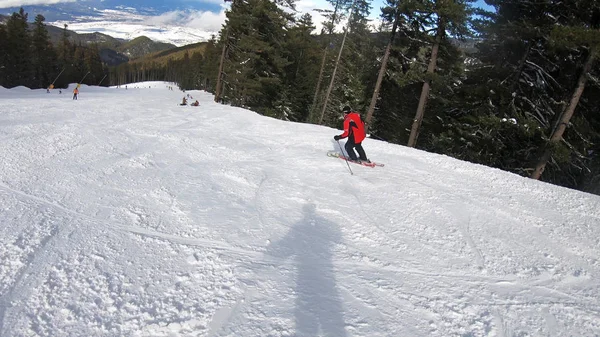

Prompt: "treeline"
[110,0,600,194]
[0,8,107,89]
[108,45,219,90]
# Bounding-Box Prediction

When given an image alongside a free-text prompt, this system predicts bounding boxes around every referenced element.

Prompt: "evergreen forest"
[2,1,600,195]
[0,9,107,90]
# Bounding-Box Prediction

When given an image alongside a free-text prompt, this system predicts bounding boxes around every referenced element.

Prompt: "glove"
[333,135,341,141]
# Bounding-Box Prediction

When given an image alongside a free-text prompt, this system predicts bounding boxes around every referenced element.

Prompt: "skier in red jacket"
[334,106,370,163]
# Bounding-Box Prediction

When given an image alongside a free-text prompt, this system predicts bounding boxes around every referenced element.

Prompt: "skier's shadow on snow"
[268,203,347,337]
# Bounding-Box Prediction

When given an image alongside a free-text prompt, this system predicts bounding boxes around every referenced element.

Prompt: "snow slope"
[0,82,599,337]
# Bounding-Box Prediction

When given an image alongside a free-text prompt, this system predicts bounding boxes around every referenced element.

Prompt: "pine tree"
[370,0,470,147]
[364,0,404,132]
[201,37,220,91]
[190,51,206,90]
[31,14,58,88]
[424,0,600,191]
[0,24,8,87]
[317,0,380,127]
[531,1,600,181]
[283,13,321,122]
[317,3,353,126]
[332,0,376,121]
[407,0,475,147]
[84,44,105,85]
[220,0,292,117]
[308,0,354,123]
[428,1,557,174]
[4,8,33,88]
[72,44,87,84]
[56,24,73,88]
[214,27,229,102]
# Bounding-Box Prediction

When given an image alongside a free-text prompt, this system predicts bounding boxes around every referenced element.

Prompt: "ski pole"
[337,140,353,175]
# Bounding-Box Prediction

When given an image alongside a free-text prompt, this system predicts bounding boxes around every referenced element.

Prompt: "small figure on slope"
[333,106,370,163]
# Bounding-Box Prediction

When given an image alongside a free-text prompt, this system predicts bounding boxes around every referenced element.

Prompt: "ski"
[327,151,384,167]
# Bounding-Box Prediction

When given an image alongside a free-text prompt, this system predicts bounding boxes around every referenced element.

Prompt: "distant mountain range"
[0,13,179,66]
[0,0,223,22]
[0,1,223,47]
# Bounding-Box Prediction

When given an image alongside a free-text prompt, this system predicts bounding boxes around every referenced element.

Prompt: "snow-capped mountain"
[49,10,222,47]
[1,0,227,46]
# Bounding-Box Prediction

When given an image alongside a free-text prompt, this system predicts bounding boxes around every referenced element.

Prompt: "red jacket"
[340,112,366,143]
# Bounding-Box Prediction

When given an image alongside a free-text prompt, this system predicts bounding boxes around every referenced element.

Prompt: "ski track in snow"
[1,82,600,336]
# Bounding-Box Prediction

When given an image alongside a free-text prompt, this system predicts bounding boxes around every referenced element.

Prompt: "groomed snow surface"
[1,82,599,337]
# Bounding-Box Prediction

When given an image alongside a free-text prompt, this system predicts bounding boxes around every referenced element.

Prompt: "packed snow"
[0,82,599,337]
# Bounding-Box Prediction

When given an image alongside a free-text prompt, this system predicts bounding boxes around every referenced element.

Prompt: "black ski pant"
[345,137,367,161]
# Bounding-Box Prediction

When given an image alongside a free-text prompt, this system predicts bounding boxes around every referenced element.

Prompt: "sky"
[0,81,599,336]
[0,0,75,7]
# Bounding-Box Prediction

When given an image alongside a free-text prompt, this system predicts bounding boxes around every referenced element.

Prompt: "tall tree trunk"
[530,51,595,180]
[308,49,328,122]
[318,25,350,125]
[365,11,400,133]
[407,18,444,148]
[215,28,229,103]
[308,2,343,123]
[507,43,532,95]
[318,0,356,125]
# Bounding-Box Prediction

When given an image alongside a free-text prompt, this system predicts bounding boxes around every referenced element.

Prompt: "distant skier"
[180,97,187,106]
[333,106,370,163]
[73,87,79,100]
[191,100,199,106]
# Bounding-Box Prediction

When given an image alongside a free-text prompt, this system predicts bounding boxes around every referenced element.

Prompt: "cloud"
[185,11,226,32]
[294,0,329,32]
[143,9,226,33]
[0,0,76,9]
[292,0,384,33]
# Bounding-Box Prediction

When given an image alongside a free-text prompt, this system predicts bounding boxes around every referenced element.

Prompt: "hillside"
[117,36,177,59]
[129,41,208,65]
[0,82,599,336]
[44,24,125,49]
[42,22,176,65]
